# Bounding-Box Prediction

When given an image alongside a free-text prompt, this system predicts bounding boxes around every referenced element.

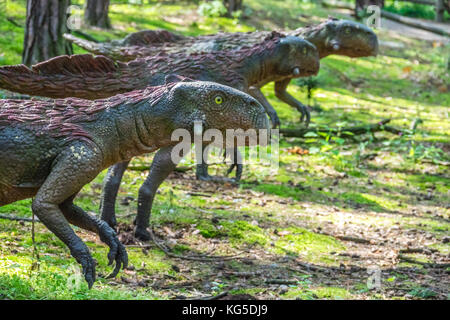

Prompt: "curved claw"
[297,103,311,127]
[106,242,128,279]
[73,249,96,289]
[227,163,243,182]
[98,221,129,279]
[268,111,281,129]
[82,258,96,289]
[70,243,96,288]
[135,227,151,242]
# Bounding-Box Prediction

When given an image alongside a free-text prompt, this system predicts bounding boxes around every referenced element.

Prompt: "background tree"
[84,0,111,29]
[223,0,243,16]
[22,0,73,66]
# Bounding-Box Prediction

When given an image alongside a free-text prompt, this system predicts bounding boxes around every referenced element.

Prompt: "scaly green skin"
[0,80,269,286]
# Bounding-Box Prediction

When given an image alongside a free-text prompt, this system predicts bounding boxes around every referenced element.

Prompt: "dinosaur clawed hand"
[226,163,242,183]
[134,227,151,242]
[70,244,97,289]
[297,103,311,127]
[97,221,129,279]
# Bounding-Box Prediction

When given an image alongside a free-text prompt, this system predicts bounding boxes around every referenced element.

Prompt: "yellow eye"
[215,95,224,104]
[345,28,351,34]
[303,47,307,54]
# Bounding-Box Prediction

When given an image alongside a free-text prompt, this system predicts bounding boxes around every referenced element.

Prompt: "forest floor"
[0,0,449,300]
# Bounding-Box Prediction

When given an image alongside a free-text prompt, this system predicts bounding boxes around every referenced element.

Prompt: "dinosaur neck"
[89,91,173,166]
[237,49,277,87]
[290,24,332,59]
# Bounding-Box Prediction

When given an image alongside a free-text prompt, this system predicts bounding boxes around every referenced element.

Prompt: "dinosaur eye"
[303,47,307,54]
[215,95,224,105]
[345,27,351,34]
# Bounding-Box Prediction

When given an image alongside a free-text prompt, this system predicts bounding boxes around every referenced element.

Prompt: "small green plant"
[408,287,438,299]
[198,0,228,18]
[296,77,319,104]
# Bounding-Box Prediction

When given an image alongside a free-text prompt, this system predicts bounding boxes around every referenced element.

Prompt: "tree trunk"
[22,0,73,66]
[84,0,111,29]
[436,0,444,22]
[223,0,243,16]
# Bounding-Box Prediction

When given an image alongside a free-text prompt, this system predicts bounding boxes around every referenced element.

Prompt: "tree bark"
[22,0,73,66]
[84,0,111,29]
[436,0,444,22]
[223,0,243,16]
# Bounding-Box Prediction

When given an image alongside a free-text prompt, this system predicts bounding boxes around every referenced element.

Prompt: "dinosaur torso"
[0,33,319,100]
[0,80,269,206]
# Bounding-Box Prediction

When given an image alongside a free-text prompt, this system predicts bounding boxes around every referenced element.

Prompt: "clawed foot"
[70,244,96,289]
[134,227,151,242]
[226,163,242,182]
[97,221,128,279]
[297,103,311,127]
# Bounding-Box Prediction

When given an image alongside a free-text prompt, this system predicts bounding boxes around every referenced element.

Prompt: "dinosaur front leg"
[99,160,131,229]
[195,150,237,184]
[31,146,104,288]
[225,147,243,182]
[134,146,179,241]
[248,86,280,129]
[60,195,128,278]
[274,79,311,126]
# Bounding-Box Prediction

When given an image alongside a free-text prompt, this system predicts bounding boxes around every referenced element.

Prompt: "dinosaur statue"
[64,18,379,62]
[64,18,378,125]
[95,20,379,241]
[0,78,270,286]
[0,34,318,179]
[0,33,318,127]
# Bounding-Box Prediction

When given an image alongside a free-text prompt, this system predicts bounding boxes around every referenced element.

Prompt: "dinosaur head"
[164,80,269,146]
[274,36,320,78]
[295,19,379,59]
[326,19,379,58]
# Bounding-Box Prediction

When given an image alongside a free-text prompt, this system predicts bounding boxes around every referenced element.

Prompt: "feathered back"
[0,82,176,143]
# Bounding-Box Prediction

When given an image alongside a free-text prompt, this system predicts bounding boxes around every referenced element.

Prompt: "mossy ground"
[0,0,449,300]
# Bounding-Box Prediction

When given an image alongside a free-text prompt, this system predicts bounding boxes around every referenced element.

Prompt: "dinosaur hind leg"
[31,144,103,288]
[99,160,130,229]
[60,195,128,278]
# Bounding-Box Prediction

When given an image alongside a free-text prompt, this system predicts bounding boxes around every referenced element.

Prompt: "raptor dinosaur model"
[64,18,378,126]
[0,33,318,127]
[0,33,318,179]
[95,19,379,241]
[0,79,269,285]
[63,18,378,181]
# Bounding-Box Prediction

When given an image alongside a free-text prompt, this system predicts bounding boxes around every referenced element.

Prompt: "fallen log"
[0,214,39,222]
[280,119,395,138]
[381,10,450,37]
[321,0,450,37]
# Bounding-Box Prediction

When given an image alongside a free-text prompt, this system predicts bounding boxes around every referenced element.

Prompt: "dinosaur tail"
[63,34,109,56]
[0,54,148,100]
